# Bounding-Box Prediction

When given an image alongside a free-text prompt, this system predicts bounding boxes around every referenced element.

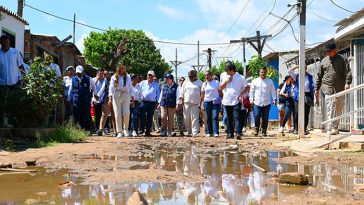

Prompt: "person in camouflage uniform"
[175,77,187,136]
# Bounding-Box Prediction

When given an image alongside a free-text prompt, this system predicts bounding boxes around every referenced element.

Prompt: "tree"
[210,59,244,77]
[248,55,279,81]
[83,28,172,78]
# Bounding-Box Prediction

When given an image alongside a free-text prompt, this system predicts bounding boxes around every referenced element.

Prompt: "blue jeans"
[131,102,142,132]
[253,104,271,131]
[224,103,242,137]
[203,101,221,135]
[282,103,294,127]
[141,101,156,133]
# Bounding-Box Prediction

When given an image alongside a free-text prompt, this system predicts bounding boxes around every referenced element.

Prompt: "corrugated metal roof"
[0,5,28,25]
[335,7,364,30]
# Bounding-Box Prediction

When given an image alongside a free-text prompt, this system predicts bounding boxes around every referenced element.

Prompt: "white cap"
[76,65,84,73]
[147,70,155,76]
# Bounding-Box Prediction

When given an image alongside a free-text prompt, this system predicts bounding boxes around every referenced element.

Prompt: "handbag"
[243,96,253,109]
[278,95,286,104]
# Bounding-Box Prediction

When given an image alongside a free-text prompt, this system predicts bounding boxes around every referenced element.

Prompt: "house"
[0,5,28,53]
[24,32,82,74]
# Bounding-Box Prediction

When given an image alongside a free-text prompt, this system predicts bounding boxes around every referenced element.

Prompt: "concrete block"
[279,172,310,185]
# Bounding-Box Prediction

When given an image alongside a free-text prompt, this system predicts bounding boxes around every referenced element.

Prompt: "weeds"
[35,120,88,147]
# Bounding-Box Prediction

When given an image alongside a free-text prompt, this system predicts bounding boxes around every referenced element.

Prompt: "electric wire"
[329,0,355,13]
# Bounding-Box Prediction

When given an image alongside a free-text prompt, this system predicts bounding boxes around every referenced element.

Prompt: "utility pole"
[230,31,271,75]
[203,48,217,70]
[170,48,182,82]
[191,65,205,73]
[298,0,306,139]
[73,14,76,44]
[197,41,200,71]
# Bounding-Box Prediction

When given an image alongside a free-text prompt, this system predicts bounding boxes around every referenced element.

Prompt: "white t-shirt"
[181,79,203,105]
[131,83,143,101]
[0,48,23,85]
[201,79,220,102]
[221,73,247,106]
[92,77,106,103]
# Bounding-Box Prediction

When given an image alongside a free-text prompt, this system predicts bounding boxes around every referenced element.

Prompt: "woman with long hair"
[108,63,134,138]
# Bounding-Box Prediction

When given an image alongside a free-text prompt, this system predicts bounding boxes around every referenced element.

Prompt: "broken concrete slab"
[279,172,310,185]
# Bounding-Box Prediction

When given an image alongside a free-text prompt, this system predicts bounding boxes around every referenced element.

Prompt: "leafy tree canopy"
[248,55,279,81]
[83,28,172,78]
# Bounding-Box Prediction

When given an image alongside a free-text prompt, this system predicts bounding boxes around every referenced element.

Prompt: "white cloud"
[157,4,191,20]
[75,33,88,53]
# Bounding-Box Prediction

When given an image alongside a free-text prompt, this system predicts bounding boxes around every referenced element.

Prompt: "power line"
[270,13,299,40]
[24,3,232,46]
[222,0,250,40]
[262,6,295,35]
[269,12,299,43]
[255,0,276,32]
[309,11,337,23]
[243,0,276,36]
[329,0,355,13]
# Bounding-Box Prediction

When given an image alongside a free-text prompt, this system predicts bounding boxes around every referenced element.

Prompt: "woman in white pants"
[108,64,134,138]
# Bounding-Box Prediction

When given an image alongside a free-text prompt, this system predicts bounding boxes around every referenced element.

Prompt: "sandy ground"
[1,131,364,204]
[0,134,280,183]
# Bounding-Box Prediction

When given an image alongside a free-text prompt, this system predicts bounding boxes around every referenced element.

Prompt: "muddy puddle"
[1,144,364,204]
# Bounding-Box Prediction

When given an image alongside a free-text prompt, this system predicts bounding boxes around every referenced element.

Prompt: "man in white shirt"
[92,68,107,135]
[249,67,277,137]
[220,61,248,139]
[0,35,25,127]
[130,74,143,137]
[180,70,203,137]
[63,66,75,121]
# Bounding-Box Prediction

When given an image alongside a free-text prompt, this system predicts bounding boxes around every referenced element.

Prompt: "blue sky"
[1,0,363,76]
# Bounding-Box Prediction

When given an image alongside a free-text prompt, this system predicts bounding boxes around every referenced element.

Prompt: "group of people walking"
[0,32,352,138]
[63,59,279,139]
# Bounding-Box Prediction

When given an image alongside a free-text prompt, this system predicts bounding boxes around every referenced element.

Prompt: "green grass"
[35,120,88,147]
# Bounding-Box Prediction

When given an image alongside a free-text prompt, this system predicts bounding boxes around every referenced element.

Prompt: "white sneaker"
[278,127,284,133]
[214,134,219,138]
[124,130,129,137]
[242,128,246,132]
[132,131,138,137]
[206,134,211,137]
[116,132,123,138]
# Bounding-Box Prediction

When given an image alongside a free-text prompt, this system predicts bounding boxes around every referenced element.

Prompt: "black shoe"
[144,132,152,137]
[97,129,103,136]
[180,132,185,136]
[227,134,234,139]
[262,129,267,137]
[236,133,242,140]
[253,128,259,136]
[304,130,310,135]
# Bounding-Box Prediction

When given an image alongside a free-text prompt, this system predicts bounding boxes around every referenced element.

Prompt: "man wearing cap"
[315,41,352,135]
[220,61,248,139]
[180,70,203,137]
[63,66,75,121]
[175,77,187,136]
[140,70,161,137]
[68,65,97,133]
[158,73,180,137]
[0,34,25,127]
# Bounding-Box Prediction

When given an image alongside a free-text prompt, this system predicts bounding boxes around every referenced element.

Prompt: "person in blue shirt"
[158,73,179,137]
[278,75,295,134]
[68,65,96,133]
[139,70,160,137]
